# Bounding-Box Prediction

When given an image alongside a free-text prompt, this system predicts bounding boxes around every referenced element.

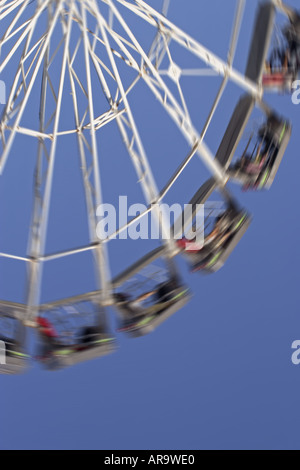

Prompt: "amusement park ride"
[0,0,298,372]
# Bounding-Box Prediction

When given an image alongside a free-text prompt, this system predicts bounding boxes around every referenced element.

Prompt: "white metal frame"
[0,0,276,321]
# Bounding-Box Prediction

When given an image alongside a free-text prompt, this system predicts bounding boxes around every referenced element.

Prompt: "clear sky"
[1,0,300,450]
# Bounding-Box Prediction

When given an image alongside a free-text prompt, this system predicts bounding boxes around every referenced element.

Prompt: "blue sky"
[1,0,300,450]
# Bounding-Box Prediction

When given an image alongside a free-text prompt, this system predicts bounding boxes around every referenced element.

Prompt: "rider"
[115,278,180,322]
[235,118,278,184]
[238,144,269,176]
[265,22,300,82]
[177,208,233,253]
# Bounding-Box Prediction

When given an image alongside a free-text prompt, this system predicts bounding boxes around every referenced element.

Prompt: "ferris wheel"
[0,0,297,372]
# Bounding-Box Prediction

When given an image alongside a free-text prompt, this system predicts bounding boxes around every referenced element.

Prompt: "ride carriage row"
[0,1,297,373]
